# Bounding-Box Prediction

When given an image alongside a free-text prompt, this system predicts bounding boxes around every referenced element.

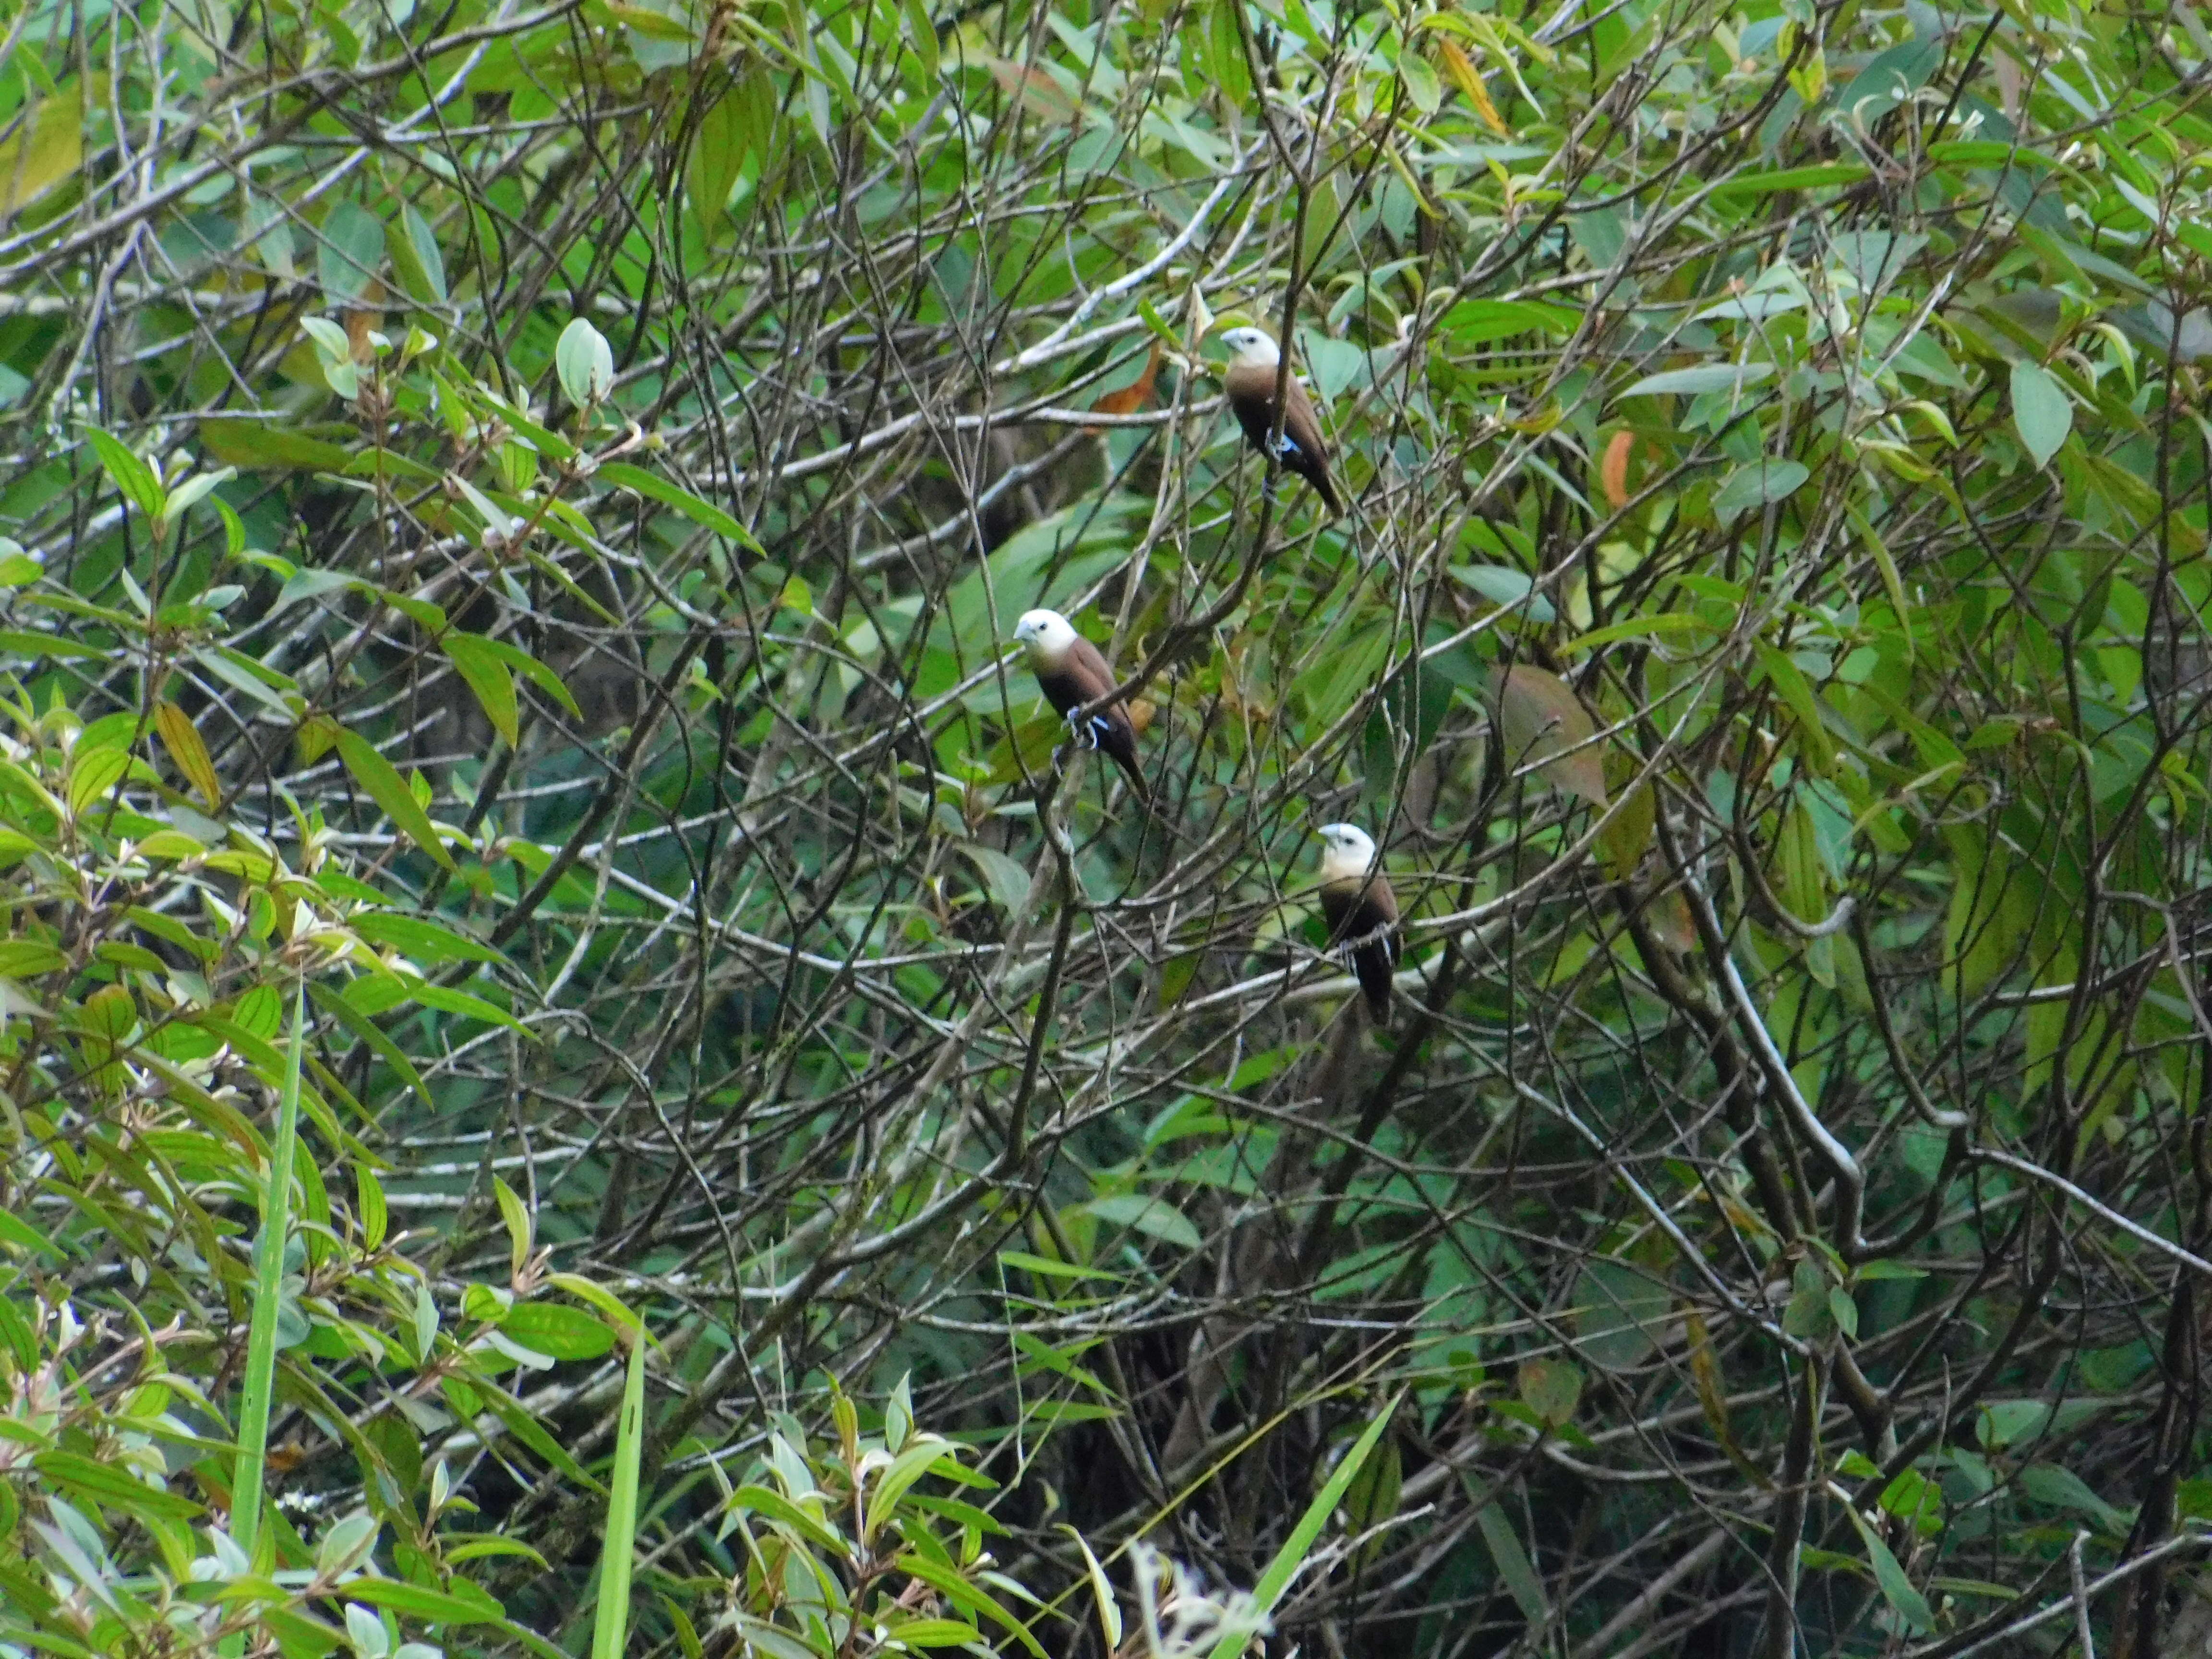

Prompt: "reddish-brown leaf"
[1086,342,1162,433]
[1600,429,1635,509]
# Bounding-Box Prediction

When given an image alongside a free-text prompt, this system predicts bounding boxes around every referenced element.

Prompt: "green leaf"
[900,0,938,78]
[731,1484,846,1553]
[390,203,448,304]
[1516,1357,1583,1426]
[444,633,520,746]
[596,461,759,548]
[958,842,1032,915]
[493,1174,533,1276]
[884,1620,988,1647]
[333,727,456,869]
[65,746,128,816]
[2019,1464,2129,1533]
[0,92,84,216]
[688,92,749,243]
[864,1435,967,1541]
[0,628,102,660]
[1752,642,1836,775]
[1712,457,1810,523]
[479,1379,604,1493]
[1341,1429,1402,1564]
[310,980,429,1108]
[1454,563,1555,621]
[1209,1395,1403,1659]
[1827,1285,1859,1339]
[1439,298,1579,343]
[0,1206,59,1255]
[1707,162,1869,200]
[893,1550,1049,1659]
[1078,1193,1202,1250]
[0,940,69,978]
[556,317,615,407]
[1573,1260,1670,1371]
[1618,362,1773,400]
[501,1302,617,1362]
[469,636,583,718]
[197,419,357,472]
[997,1250,1125,1283]
[154,701,222,808]
[589,1333,648,1659]
[404,977,530,1035]
[345,1578,503,1624]
[84,428,165,521]
[1841,1505,1934,1634]
[33,1452,202,1522]
[231,981,307,1565]
[351,913,503,965]
[2011,360,2073,468]
[1473,1502,1548,1625]
[317,201,386,304]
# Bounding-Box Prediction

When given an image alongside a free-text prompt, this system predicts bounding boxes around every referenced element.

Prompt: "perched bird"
[1217,325,1344,516]
[1316,822,1401,1021]
[1014,609,1149,802]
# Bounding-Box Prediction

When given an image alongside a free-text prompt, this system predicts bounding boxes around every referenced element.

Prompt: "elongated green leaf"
[232,979,306,1564]
[317,202,385,304]
[1473,1502,1548,1625]
[1842,1505,1934,1634]
[345,1578,503,1623]
[443,634,520,746]
[84,428,165,521]
[731,1484,846,1552]
[472,636,583,718]
[1617,362,1773,400]
[589,1331,648,1659]
[689,92,749,244]
[351,913,503,965]
[333,726,456,869]
[1209,1393,1403,1659]
[596,461,760,548]
[1079,1193,1202,1249]
[2011,360,2072,468]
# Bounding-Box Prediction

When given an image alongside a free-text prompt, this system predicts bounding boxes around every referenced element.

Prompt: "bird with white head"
[1216,325,1343,516]
[1315,822,1401,1021]
[1014,608,1150,803]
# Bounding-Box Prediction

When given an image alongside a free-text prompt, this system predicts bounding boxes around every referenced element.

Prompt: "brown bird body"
[1015,609,1149,802]
[1219,326,1343,515]
[1317,823,1400,1020]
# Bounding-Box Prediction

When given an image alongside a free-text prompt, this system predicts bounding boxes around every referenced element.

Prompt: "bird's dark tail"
[1313,469,1344,517]
[1108,744,1158,813]
[1355,947,1393,1022]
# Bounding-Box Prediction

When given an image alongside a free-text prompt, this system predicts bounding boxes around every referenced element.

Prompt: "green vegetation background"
[1,0,2210,1652]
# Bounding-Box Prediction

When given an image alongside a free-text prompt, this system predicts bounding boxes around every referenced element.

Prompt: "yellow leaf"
[0,93,83,218]
[1685,1313,1768,1488]
[1433,38,1509,136]
[982,57,1080,122]
[1599,781,1654,879]
[1495,665,1608,807]
[155,701,223,810]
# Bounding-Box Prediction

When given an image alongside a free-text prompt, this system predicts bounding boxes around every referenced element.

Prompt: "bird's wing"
[1065,635,1123,708]
[1282,378,1332,465]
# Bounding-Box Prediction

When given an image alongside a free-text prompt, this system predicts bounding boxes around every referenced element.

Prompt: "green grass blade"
[231,975,307,1564]
[1207,1391,1402,1659]
[590,1325,649,1659]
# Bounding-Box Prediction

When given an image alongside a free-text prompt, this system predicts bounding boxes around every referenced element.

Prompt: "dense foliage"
[4,0,2212,1651]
